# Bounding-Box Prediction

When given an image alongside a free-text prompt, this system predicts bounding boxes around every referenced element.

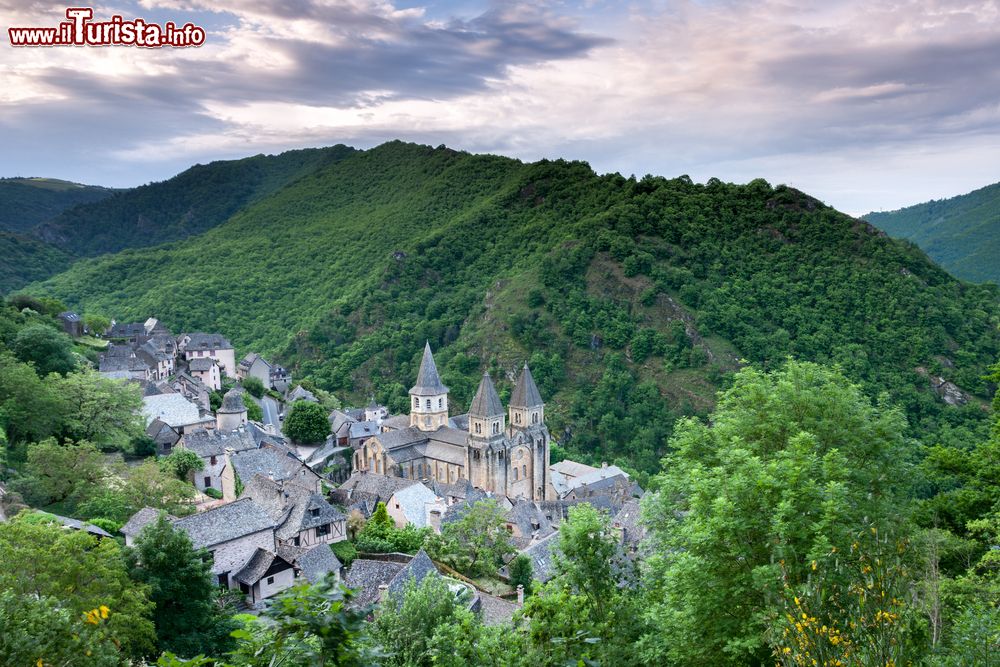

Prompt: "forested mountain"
[34,145,358,257]
[0,232,72,294]
[865,181,1000,284]
[29,142,1000,473]
[0,177,113,234]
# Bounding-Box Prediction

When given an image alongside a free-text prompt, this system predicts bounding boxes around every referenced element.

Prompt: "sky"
[1,0,999,215]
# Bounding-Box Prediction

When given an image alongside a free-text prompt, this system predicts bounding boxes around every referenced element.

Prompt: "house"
[58,312,83,337]
[189,357,221,390]
[504,499,556,545]
[180,427,258,492]
[121,507,177,546]
[558,463,642,503]
[502,530,560,585]
[30,511,113,538]
[270,365,291,393]
[344,550,443,609]
[287,385,318,403]
[141,393,213,434]
[237,353,273,389]
[232,548,296,604]
[241,474,347,547]
[221,445,323,502]
[612,499,646,558]
[146,418,181,456]
[287,543,342,583]
[135,341,172,380]
[107,321,150,344]
[173,372,211,412]
[100,344,153,381]
[333,471,424,510]
[385,482,445,530]
[178,332,236,377]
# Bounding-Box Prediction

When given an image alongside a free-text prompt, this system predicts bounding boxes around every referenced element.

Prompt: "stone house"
[146,418,181,456]
[221,445,323,502]
[241,474,347,547]
[237,353,273,389]
[180,427,258,492]
[178,332,236,377]
[189,357,221,390]
[58,312,83,337]
[141,393,214,435]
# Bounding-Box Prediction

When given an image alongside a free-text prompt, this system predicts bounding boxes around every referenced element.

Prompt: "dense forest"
[0,177,112,234]
[27,141,1000,477]
[0,231,72,294]
[866,181,1000,285]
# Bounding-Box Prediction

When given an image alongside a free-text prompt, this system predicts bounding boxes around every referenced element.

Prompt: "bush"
[204,487,223,500]
[242,376,265,398]
[330,540,357,567]
[87,517,122,535]
[283,401,331,444]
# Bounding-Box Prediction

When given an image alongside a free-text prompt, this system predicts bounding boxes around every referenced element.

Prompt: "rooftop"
[409,342,448,396]
[173,498,275,549]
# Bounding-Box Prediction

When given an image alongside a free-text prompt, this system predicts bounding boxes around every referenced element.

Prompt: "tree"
[243,391,264,422]
[508,554,534,597]
[82,313,111,335]
[356,501,429,554]
[162,448,205,481]
[12,323,76,375]
[242,376,265,398]
[13,438,107,508]
[283,400,330,444]
[54,368,144,448]
[127,513,237,658]
[425,499,514,577]
[0,351,65,443]
[0,590,122,667]
[641,360,912,666]
[81,459,196,524]
[0,515,156,660]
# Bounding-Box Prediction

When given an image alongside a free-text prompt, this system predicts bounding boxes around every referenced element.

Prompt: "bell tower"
[409,342,449,431]
[467,371,506,491]
[509,362,552,500]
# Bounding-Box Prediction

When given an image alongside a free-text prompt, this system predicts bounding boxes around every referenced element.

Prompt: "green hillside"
[0,231,72,294]
[29,142,1000,473]
[865,181,1000,284]
[0,177,113,234]
[34,145,357,256]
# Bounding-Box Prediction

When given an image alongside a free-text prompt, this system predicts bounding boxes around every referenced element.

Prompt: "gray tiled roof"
[478,593,519,626]
[141,394,201,428]
[344,559,404,608]
[173,498,275,549]
[182,332,233,350]
[233,548,292,585]
[612,499,645,550]
[510,363,543,408]
[349,421,381,440]
[506,499,555,539]
[44,512,112,538]
[297,544,342,583]
[409,342,448,395]
[121,507,168,537]
[380,414,411,431]
[469,372,504,417]
[376,427,426,450]
[505,531,559,583]
[339,472,419,504]
[386,550,439,599]
[189,357,216,371]
[231,447,314,487]
[219,387,247,414]
[182,428,257,458]
[288,385,318,403]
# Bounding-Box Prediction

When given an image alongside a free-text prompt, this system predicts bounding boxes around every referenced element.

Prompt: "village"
[38,313,646,625]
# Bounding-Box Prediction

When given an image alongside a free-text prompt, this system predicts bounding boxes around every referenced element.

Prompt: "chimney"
[516,585,524,607]
[428,508,443,534]
[377,584,389,603]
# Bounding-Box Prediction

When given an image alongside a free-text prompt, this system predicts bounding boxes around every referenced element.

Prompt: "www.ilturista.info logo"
[8,7,206,47]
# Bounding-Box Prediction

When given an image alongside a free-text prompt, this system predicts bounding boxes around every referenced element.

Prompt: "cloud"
[1,0,999,213]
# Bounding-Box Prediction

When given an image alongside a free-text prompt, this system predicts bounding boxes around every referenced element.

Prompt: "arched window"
[425,399,431,409]
[438,398,443,408]
[532,412,539,424]
[475,422,481,434]
[513,468,518,481]
[515,412,521,424]
[413,397,419,409]
[522,464,527,477]
[492,421,499,435]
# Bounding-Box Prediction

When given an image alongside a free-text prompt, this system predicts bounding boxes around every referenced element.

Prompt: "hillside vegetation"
[0,177,113,234]
[0,232,72,294]
[34,145,357,256]
[30,142,1000,473]
[865,181,1000,284]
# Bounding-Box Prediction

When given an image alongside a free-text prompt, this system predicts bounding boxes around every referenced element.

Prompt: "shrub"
[204,487,223,500]
[330,540,357,567]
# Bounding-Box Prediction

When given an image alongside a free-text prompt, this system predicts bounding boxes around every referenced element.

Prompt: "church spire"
[510,362,543,408]
[409,341,448,396]
[469,372,504,418]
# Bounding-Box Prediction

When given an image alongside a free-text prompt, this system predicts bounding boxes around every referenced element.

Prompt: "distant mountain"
[864,182,1000,284]
[29,142,1000,472]
[35,146,357,257]
[0,177,113,234]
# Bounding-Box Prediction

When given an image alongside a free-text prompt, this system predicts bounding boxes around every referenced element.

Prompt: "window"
[266,576,274,585]
[475,422,481,434]
[513,467,518,480]
[209,455,217,465]
[425,399,431,409]
[413,397,419,409]
[532,412,539,424]
[310,508,320,518]
[492,421,499,434]
[203,476,211,488]
[515,412,521,424]
[317,524,330,536]
[424,417,431,427]
[522,464,527,477]
[438,398,443,408]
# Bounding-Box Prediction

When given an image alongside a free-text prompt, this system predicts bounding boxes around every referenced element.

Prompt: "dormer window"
[310,508,319,518]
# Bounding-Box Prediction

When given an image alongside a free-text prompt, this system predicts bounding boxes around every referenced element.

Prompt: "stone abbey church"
[353,343,554,501]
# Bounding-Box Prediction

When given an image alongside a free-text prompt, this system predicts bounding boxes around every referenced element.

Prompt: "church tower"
[467,372,506,491]
[509,363,552,500]
[409,342,450,431]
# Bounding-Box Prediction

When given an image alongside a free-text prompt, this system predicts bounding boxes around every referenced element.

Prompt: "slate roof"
[469,372,504,417]
[506,499,555,539]
[44,513,112,538]
[230,447,315,488]
[99,355,149,373]
[288,385,318,403]
[510,363,543,408]
[58,311,81,322]
[189,357,216,371]
[390,483,440,528]
[329,409,355,432]
[182,332,233,350]
[108,322,146,338]
[505,531,559,584]
[448,414,470,431]
[380,414,411,431]
[244,475,345,541]
[344,559,405,608]
[173,498,275,549]
[297,544,342,583]
[219,387,247,414]
[550,460,598,479]
[386,549,439,599]
[182,428,257,458]
[146,419,180,447]
[478,593,519,626]
[376,427,426,450]
[409,342,448,395]
[239,353,270,369]
[142,393,201,428]
[121,507,169,537]
[612,499,646,551]
[233,548,292,586]
[349,421,381,441]
[339,472,420,504]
